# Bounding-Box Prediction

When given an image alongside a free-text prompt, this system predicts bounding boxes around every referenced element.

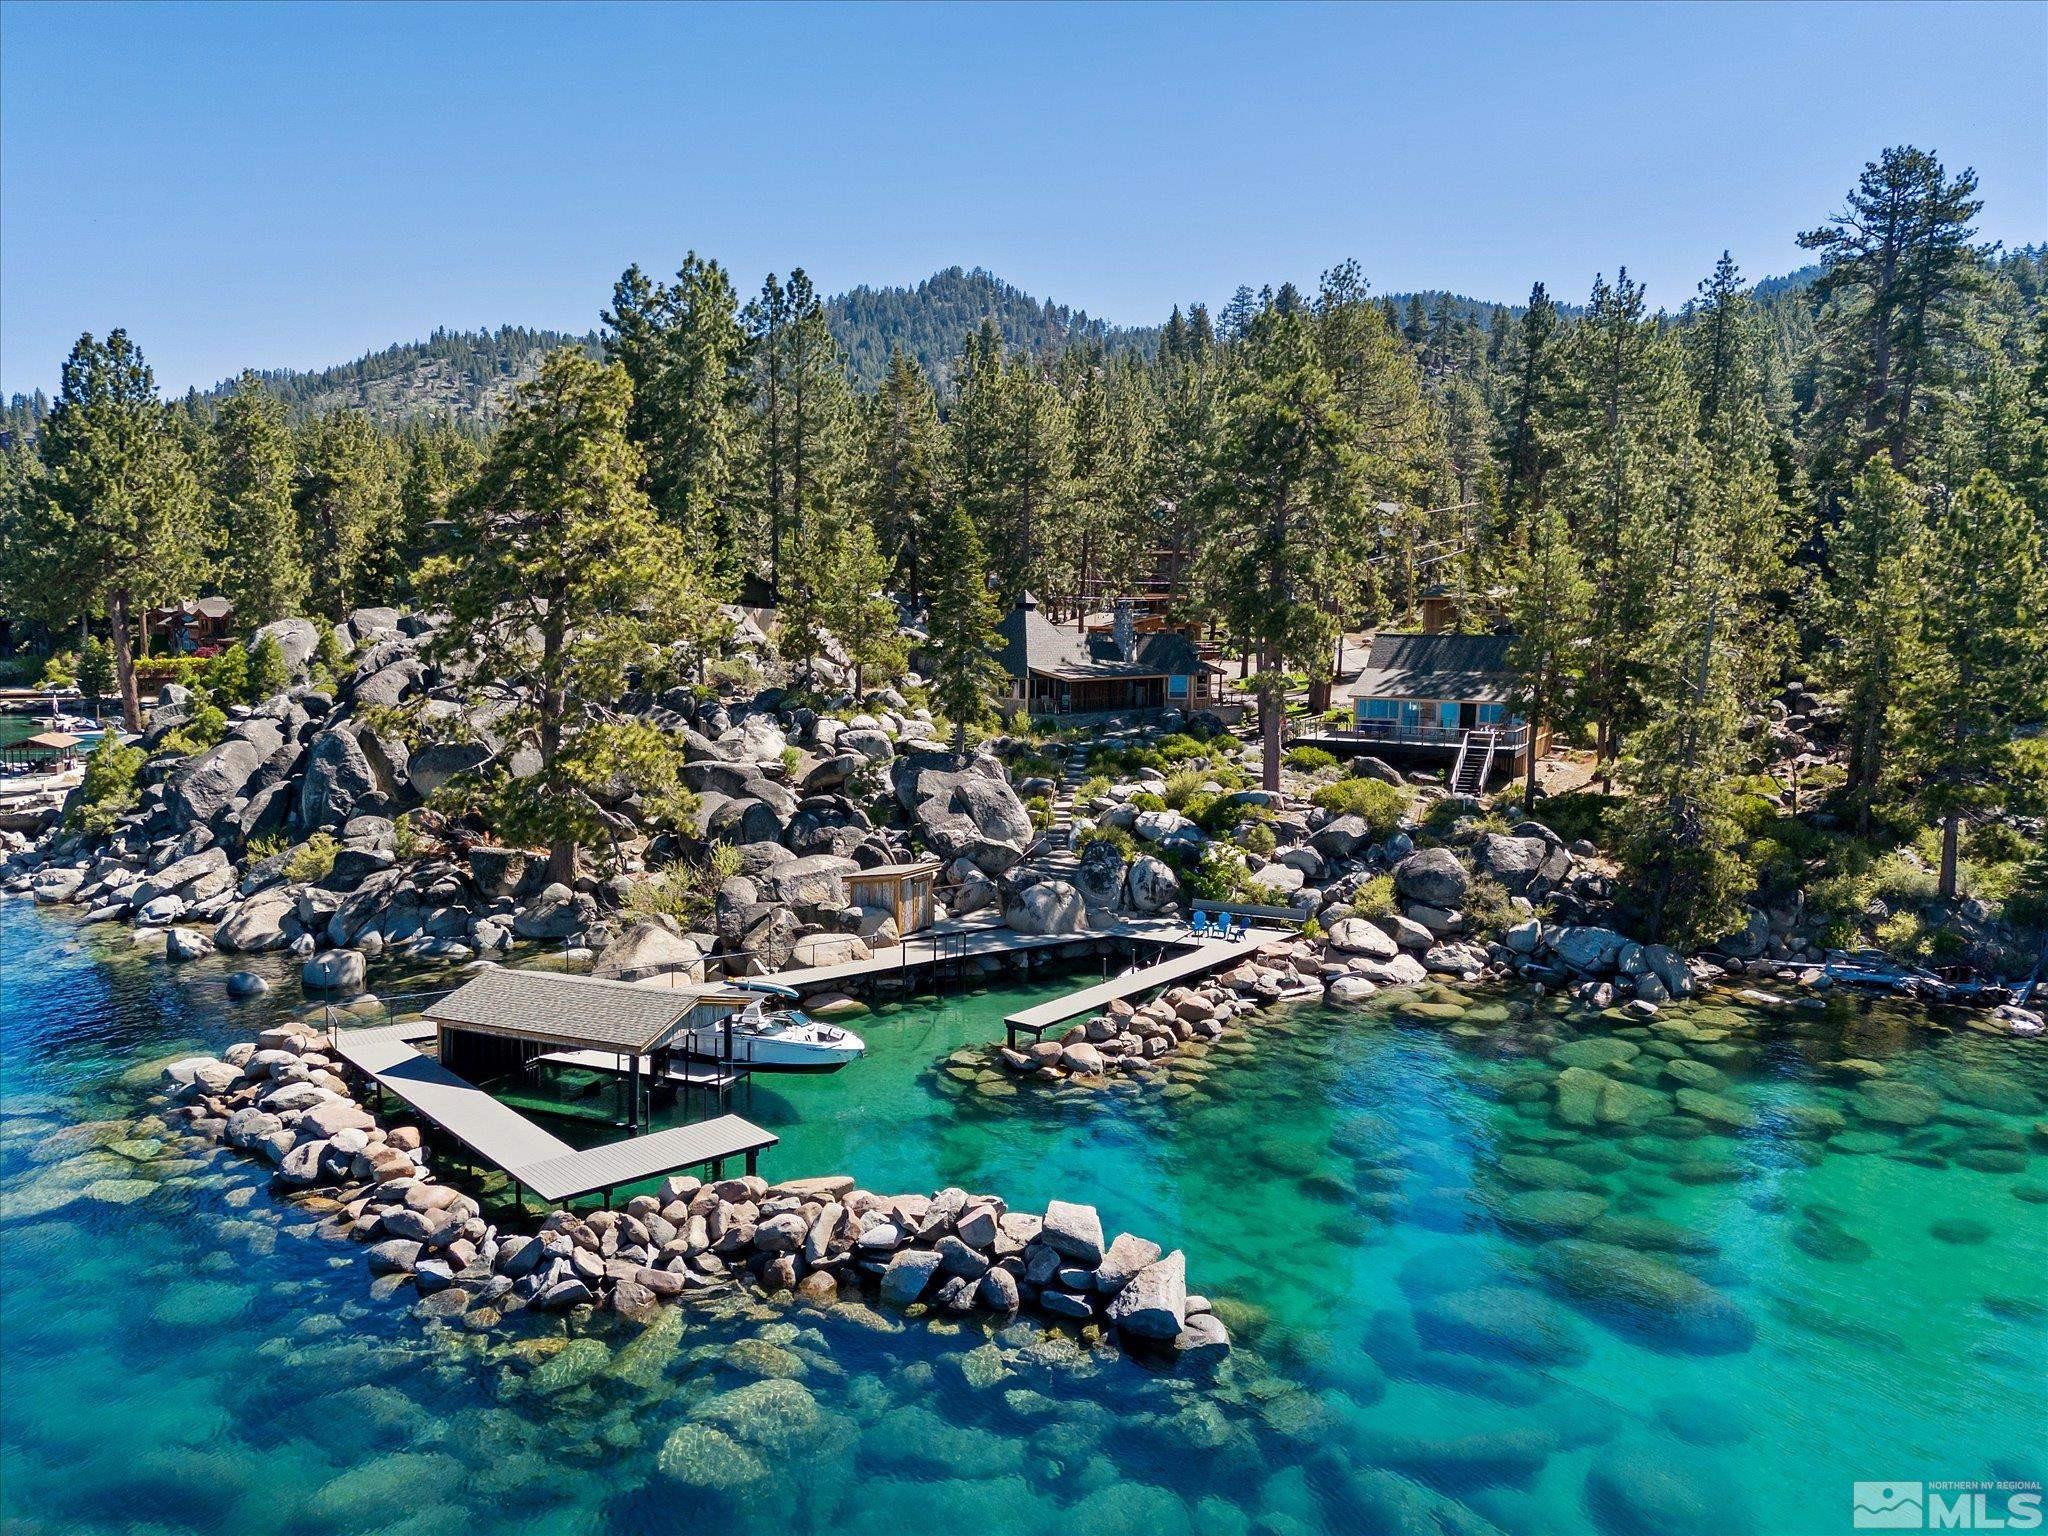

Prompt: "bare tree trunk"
[1938,810,1961,903]
[108,587,141,733]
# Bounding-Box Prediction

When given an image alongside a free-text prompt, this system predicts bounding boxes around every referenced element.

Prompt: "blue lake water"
[1,895,2043,1536]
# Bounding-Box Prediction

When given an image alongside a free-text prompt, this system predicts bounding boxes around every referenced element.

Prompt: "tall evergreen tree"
[1200,304,1370,790]
[1799,146,1991,486]
[1505,496,1591,806]
[211,373,306,624]
[1900,470,2046,898]
[20,331,206,729]
[294,410,400,617]
[1495,283,1566,564]
[1817,457,1925,829]
[426,351,712,881]
[851,346,948,598]
[922,503,1005,758]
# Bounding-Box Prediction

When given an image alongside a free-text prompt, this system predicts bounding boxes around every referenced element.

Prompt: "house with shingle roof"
[1333,630,1546,790]
[995,594,1221,718]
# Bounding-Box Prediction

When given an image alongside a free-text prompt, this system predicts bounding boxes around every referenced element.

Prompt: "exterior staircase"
[1450,729,1499,796]
[1020,745,1094,882]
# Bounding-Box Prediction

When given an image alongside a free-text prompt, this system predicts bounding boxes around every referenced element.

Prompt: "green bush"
[283,832,340,884]
[1077,824,1139,861]
[76,637,114,704]
[623,859,723,926]
[245,831,289,863]
[1282,746,1338,773]
[65,737,146,835]
[205,643,251,703]
[37,651,77,689]
[1530,790,1622,848]
[1127,790,1166,814]
[1349,874,1396,919]
[1309,777,1409,836]
[158,703,228,758]
[313,617,351,675]
[1024,793,1055,832]
[248,633,292,700]
[1237,820,1278,856]
[1073,775,1113,807]
[1161,767,1212,811]
[1463,873,1519,932]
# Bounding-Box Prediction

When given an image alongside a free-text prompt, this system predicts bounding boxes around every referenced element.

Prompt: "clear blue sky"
[3,0,2043,397]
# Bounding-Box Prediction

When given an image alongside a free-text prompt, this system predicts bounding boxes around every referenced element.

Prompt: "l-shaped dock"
[1001,927,1293,1050]
[332,1016,777,1206]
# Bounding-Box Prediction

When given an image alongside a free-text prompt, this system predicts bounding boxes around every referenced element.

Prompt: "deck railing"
[1291,719,1530,752]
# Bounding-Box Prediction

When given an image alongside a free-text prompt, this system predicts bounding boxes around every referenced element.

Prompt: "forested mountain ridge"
[0,270,1547,439]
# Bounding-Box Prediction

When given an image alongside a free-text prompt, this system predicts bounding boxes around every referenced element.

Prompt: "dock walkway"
[331,1023,776,1202]
[1001,929,1292,1050]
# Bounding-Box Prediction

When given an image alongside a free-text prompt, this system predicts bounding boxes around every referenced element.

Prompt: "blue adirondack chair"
[1190,909,1213,938]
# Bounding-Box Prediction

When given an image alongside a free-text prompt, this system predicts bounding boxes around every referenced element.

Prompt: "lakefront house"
[996,593,1220,719]
[1343,630,1543,792]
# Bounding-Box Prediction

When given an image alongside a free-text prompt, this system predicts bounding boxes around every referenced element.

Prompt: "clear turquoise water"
[2,896,2043,1536]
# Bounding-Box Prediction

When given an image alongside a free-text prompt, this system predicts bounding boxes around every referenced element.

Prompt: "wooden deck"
[1001,928,1293,1048]
[331,1023,776,1201]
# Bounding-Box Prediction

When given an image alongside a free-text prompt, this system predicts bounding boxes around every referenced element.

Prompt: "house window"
[1358,698,1399,722]
[1168,674,1190,699]
[1477,703,1506,726]
[1399,701,1423,730]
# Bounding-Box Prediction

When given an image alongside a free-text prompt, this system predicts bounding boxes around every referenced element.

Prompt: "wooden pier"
[332,1018,777,1205]
[1001,928,1293,1050]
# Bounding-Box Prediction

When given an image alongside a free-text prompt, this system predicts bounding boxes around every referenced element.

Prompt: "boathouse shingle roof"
[426,968,704,1054]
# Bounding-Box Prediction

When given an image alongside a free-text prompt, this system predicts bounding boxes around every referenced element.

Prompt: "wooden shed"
[845,860,940,936]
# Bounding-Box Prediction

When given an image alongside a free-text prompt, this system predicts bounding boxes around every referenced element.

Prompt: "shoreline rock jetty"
[155,1018,1231,1369]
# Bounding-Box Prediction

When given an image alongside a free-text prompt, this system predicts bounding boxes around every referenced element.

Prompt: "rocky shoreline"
[154,1016,1232,1369]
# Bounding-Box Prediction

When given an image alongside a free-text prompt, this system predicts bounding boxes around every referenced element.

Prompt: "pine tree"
[211,373,306,624]
[1818,457,1925,829]
[922,503,1005,758]
[851,347,947,598]
[1199,303,1371,790]
[745,270,849,598]
[1505,496,1591,806]
[827,515,905,697]
[602,253,749,563]
[294,410,400,618]
[1799,146,1991,486]
[426,351,713,880]
[20,331,207,730]
[1553,270,1698,781]
[1495,284,1566,558]
[1899,470,2046,898]
[75,635,114,720]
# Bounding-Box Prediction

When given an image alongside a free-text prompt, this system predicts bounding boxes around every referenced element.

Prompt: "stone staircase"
[1020,745,1094,883]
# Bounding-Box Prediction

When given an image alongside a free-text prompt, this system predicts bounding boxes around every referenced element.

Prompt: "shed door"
[1458,701,1478,730]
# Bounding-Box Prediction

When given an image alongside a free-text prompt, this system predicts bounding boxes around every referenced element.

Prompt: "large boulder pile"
[158,1029,1228,1365]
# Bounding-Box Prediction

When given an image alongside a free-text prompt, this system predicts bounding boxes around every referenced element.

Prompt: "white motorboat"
[682,985,865,1073]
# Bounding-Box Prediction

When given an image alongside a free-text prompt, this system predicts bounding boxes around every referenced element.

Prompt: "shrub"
[1127,791,1166,813]
[1463,873,1519,932]
[708,842,744,880]
[245,831,289,863]
[284,832,339,883]
[1531,790,1622,848]
[37,651,77,689]
[1309,777,1408,836]
[1349,874,1396,919]
[313,617,350,675]
[75,637,114,705]
[1077,824,1139,861]
[205,643,250,703]
[707,656,765,696]
[1073,775,1113,807]
[1237,820,1277,856]
[66,736,146,835]
[158,703,227,757]
[1024,793,1055,832]
[1161,767,1212,811]
[1283,745,1338,773]
[623,860,721,926]
[247,633,292,700]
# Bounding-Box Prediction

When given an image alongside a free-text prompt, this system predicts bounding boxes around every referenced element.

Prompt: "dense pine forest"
[3,144,2044,959]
